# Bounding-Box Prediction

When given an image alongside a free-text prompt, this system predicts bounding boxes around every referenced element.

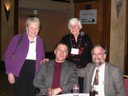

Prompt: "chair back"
[124,79,128,96]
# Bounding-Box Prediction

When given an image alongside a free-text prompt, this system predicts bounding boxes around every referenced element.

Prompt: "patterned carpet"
[0,64,14,96]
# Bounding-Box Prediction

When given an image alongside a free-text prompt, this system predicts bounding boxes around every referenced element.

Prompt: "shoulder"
[44,60,55,66]
[65,60,74,64]
[37,35,43,41]
[10,34,24,43]
[36,35,44,45]
[64,60,76,67]
[82,33,91,40]
[105,62,123,73]
[61,34,70,39]
[85,63,95,70]
[13,34,22,39]
[40,60,54,68]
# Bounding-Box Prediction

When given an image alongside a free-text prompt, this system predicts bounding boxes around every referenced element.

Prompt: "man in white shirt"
[77,44,126,96]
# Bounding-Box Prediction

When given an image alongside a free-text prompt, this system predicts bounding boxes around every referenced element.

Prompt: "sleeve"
[113,67,126,96]
[59,35,69,44]
[61,63,78,93]
[33,64,48,95]
[82,34,93,64]
[4,34,21,74]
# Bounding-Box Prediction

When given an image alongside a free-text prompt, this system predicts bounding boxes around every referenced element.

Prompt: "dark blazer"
[77,62,126,96]
[33,60,78,96]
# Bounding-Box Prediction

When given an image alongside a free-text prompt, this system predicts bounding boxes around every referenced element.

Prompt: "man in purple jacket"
[5,17,45,96]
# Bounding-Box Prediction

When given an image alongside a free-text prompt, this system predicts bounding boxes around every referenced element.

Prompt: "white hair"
[68,18,82,30]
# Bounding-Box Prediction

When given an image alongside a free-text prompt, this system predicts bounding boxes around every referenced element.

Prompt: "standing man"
[60,18,93,93]
[78,45,126,96]
[33,42,78,96]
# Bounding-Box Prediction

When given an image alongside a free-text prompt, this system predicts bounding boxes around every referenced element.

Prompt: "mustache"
[94,58,101,61]
[93,58,102,65]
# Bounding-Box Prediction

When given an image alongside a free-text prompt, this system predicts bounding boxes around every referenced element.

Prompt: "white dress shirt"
[92,63,105,96]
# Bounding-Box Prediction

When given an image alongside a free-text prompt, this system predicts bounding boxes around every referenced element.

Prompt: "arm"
[4,34,21,75]
[61,63,78,93]
[77,63,94,77]
[77,67,86,77]
[33,64,48,95]
[113,67,126,96]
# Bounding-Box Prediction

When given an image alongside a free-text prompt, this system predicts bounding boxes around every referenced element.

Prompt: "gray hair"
[91,44,107,55]
[68,18,82,30]
[25,17,40,28]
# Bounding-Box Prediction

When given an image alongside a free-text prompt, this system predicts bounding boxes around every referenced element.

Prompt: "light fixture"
[3,0,11,21]
[116,0,123,18]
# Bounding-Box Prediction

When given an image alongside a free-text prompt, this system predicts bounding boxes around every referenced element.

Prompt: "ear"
[26,27,28,31]
[54,49,56,55]
[104,54,106,59]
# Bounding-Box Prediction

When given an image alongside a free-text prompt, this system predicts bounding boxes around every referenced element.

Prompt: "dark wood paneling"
[75,0,111,61]
[0,0,1,60]
[124,0,128,75]
[14,1,19,35]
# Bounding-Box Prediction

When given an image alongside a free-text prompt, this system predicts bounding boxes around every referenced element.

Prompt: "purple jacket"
[4,32,45,77]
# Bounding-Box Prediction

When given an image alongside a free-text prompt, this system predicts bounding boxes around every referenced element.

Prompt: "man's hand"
[47,87,62,96]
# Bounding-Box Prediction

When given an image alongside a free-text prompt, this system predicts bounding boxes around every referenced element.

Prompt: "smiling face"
[69,24,81,36]
[26,22,40,38]
[91,46,106,67]
[54,43,68,63]
[68,18,82,37]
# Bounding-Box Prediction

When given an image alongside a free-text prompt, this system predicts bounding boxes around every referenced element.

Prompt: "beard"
[93,58,103,67]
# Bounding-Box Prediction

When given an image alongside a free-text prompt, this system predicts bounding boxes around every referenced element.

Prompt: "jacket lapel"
[104,62,110,96]
[47,60,55,86]
[60,61,68,85]
[85,65,95,92]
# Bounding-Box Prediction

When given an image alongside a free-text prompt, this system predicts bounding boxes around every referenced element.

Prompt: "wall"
[19,12,68,52]
[1,0,127,72]
[109,0,126,71]
[0,0,74,60]
[1,0,15,61]
[18,0,74,52]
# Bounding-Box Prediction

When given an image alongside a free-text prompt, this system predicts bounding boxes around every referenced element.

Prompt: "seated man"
[77,44,126,96]
[33,42,78,96]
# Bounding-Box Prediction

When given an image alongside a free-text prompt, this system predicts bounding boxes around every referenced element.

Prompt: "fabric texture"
[77,62,126,96]
[60,33,93,68]
[33,60,78,96]
[4,32,45,77]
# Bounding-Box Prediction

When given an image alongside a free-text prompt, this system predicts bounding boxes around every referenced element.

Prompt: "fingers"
[40,58,49,64]
[8,73,15,84]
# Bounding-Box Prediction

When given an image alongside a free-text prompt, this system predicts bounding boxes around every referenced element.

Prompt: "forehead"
[92,47,104,53]
[70,24,79,27]
[56,44,68,50]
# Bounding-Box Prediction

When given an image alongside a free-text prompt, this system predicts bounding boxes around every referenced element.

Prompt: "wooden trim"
[124,0,128,75]
[14,1,19,35]
[0,0,1,60]
[74,0,98,3]
[102,0,111,61]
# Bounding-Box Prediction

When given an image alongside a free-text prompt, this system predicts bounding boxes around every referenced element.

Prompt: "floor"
[0,64,14,96]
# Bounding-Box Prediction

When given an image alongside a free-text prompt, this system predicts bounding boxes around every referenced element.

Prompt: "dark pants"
[78,77,84,93]
[12,60,35,96]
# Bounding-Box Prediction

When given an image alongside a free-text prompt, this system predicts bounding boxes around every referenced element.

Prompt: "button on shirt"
[92,63,105,96]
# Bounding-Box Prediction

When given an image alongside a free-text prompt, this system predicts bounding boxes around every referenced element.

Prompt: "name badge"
[71,48,79,55]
